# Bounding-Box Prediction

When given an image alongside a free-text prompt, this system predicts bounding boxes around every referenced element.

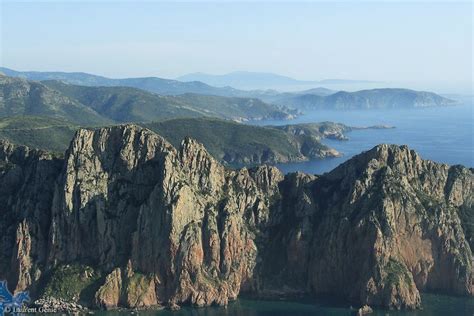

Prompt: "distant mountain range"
[1,67,457,111]
[271,88,458,110]
[177,71,379,90]
[0,67,296,100]
[0,67,246,97]
[0,75,111,126]
[0,74,295,124]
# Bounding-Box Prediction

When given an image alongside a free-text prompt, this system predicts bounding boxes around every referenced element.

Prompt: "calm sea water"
[250,104,473,174]
[97,294,474,315]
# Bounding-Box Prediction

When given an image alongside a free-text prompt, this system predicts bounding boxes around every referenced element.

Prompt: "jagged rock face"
[48,126,178,267]
[320,146,473,302]
[0,141,62,293]
[45,125,282,307]
[260,145,473,309]
[0,126,472,310]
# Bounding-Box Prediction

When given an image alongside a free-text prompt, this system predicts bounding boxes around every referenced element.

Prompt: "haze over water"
[250,103,474,175]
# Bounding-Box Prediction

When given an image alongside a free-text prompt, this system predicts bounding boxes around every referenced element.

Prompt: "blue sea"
[97,294,474,315]
[250,104,473,174]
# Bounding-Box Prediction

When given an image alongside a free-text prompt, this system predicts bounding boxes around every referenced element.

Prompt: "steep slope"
[41,81,205,122]
[0,116,341,162]
[172,93,296,122]
[0,126,472,311]
[143,118,339,164]
[0,74,294,124]
[42,80,295,122]
[0,75,110,125]
[0,126,283,308]
[0,141,64,293]
[273,88,457,110]
[261,145,473,309]
[273,121,354,140]
[0,116,77,153]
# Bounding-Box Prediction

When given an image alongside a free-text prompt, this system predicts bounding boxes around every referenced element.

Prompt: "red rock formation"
[0,127,472,311]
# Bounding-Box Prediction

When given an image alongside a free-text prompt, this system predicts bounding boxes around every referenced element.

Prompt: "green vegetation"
[384,258,412,287]
[458,204,474,250]
[41,80,205,122]
[0,116,77,153]
[2,68,457,112]
[143,117,301,163]
[273,122,351,139]
[0,74,293,124]
[173,93,293,121]
[272,88,457,110]
[43,81,288,122]
[42,264,101,302]
[43,80,294,122]
[1,66,245,96]
[0,75,110,125]
[126,272,149,294]
[144,118,338,164]
[0,116,342,164]
[124,272,155,305]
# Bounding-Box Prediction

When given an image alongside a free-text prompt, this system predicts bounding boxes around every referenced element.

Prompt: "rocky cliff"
[0,125,472,311]
[260,145,473,309]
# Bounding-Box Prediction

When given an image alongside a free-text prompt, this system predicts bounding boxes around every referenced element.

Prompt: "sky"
[1,1,472,93]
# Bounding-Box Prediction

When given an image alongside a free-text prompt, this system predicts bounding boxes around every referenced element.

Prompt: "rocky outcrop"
[357,305,373,316]
[259,144,473,309]
[94,262,158,309]
[33,297,89,313]
[0,141,62,294]
[0,125,472,311]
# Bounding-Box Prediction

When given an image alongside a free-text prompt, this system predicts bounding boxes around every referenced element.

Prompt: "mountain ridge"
[272,88,458,110]
[0,67,251,97]
[0,116,361,163]
[176,71,379,90]
[0,74,295,124]
[2,68,456,110]
[0,125,472,312]
[0,75,111,125]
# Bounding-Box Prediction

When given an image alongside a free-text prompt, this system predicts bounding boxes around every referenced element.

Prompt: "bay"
[249,104,473,174]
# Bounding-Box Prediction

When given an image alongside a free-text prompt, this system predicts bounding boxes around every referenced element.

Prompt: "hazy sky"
[1,1,472,92]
